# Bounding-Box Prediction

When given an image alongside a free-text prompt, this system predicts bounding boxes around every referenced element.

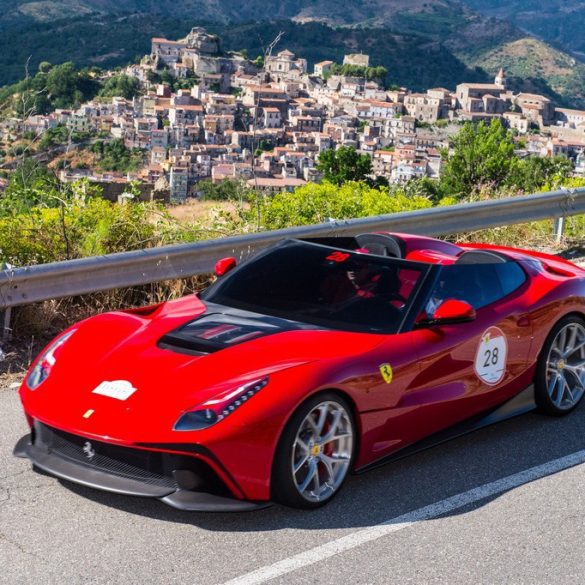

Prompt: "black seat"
[355,233,405,258]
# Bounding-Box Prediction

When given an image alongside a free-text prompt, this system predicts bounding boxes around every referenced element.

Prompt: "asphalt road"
[2,385,585,585]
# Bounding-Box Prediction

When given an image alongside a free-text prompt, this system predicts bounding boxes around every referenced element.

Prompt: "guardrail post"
[2,306,11,340]
[554,216,565,244]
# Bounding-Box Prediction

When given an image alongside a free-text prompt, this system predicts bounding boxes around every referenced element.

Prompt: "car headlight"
[26,330,77,390]
[174,377,269,431]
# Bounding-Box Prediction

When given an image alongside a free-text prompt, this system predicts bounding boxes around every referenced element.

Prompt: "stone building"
[343,54,370,68]
[265,49,307,80]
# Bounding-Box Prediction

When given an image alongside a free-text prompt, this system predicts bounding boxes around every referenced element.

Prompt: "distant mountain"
[462,0,585,61]
[0,0,471,27]
[1,0,585,108]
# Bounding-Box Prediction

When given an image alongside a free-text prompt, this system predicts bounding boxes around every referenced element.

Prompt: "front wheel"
[271,393,355,509]
[535,315,585,416]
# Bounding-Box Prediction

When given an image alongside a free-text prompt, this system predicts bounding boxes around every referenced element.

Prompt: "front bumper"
[14,421,270,512]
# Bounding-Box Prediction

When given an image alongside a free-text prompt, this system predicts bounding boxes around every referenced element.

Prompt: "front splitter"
[14,434,271,512]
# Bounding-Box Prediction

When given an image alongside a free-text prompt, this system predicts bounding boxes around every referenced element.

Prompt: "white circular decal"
[474,326,508,385]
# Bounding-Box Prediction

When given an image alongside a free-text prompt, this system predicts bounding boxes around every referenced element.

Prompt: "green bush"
[245,181,438,231]
[91,139,144,173]
[0,180,197,266]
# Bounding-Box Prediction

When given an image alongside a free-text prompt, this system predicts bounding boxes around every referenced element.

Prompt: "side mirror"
[214,257,237,277]
[418,299,476,327]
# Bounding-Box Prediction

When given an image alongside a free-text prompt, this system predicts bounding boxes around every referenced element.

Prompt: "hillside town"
[4,27,585,202]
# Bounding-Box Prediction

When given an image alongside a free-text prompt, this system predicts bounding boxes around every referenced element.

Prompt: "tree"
[45,62,99,109]
[440,120,516,197]
[317,146,373,186]
[197,179,243,201]
[9,61,100,115]
[91,139,144,173]
[99,75,141,100]
[509,155,573,193]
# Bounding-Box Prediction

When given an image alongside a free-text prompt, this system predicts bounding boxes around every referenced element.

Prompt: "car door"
[366,259,533,458]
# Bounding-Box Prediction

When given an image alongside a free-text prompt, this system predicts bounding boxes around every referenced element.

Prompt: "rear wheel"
[271,393,355,509]
[535,316,585,416]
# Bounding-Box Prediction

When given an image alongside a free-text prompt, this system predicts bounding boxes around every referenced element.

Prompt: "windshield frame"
[201,239,436,334]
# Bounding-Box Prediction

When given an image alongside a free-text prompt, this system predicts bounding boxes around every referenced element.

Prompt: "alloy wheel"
[291,400,353,503]
[546,322,585,410]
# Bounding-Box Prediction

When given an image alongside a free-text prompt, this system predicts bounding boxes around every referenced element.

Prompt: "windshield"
[202,240,429,333]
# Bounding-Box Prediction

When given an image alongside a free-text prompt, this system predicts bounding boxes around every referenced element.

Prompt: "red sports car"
[14,233,585,510]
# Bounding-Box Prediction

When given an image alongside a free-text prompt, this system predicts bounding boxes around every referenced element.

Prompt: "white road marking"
[223,450,585,585]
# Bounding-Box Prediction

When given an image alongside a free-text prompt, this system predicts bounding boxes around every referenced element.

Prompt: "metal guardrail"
[1,188,584,310]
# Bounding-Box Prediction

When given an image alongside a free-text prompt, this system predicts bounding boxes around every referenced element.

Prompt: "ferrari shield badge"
[475,327,508,385]
[379,363,393,384]
[92,380,137,401]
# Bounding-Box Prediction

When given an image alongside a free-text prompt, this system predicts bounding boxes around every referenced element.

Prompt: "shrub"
[245,181,437,231]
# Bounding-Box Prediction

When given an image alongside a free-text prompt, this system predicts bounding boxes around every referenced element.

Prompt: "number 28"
[483,347,499,368]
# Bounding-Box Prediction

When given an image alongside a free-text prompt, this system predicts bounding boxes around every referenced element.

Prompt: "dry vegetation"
[168,199,244,224]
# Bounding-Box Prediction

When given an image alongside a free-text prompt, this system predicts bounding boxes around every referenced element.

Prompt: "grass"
[168,200,243,223]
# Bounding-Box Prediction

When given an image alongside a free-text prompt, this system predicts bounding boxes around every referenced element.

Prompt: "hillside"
[463,0,585,60]
[0,0,468,27]
[456,37,585,106]
[1,1,585,108]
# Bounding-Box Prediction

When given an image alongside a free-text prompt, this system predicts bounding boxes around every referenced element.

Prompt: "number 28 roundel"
[474,326,508,386]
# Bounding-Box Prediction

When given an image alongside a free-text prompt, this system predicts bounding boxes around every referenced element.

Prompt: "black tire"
[535,314,585,416]
[271,392,356,509]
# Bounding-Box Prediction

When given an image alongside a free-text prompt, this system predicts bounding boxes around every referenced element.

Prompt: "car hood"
[22,295,385,442]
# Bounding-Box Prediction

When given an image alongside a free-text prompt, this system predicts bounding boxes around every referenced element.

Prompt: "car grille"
[34,421,177,488]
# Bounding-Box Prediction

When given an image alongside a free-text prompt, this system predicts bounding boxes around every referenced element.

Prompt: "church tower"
[495,67,507,89]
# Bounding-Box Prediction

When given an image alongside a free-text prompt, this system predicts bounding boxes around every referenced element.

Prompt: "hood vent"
[158,311,288,356]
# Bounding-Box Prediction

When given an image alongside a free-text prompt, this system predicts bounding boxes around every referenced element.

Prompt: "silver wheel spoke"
[565,369,585,390]
[563,326,578,358]
[554,377,565,406]
[566,358,585,370]
[548,373,560,397]
[294,454,309,474]
[321,432,352,444]
[319,455,335,484]
[559,328,567,352]
[315,404,329,436]
[296,438,309,454]
[312,464,321,494]
[564,338,585,359]
[298,460,318,493]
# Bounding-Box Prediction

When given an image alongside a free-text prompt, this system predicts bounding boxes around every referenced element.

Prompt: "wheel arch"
[537,310,585,358]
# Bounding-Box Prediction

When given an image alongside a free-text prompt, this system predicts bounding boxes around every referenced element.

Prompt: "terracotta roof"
[367,100,398,108]
[248,85,287,94]
[152,38,186,45]
[557,108,585,116]
[517,93,550,102]
[172,104,204,111]
[459,83,502,90]
[247,177,306,187]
